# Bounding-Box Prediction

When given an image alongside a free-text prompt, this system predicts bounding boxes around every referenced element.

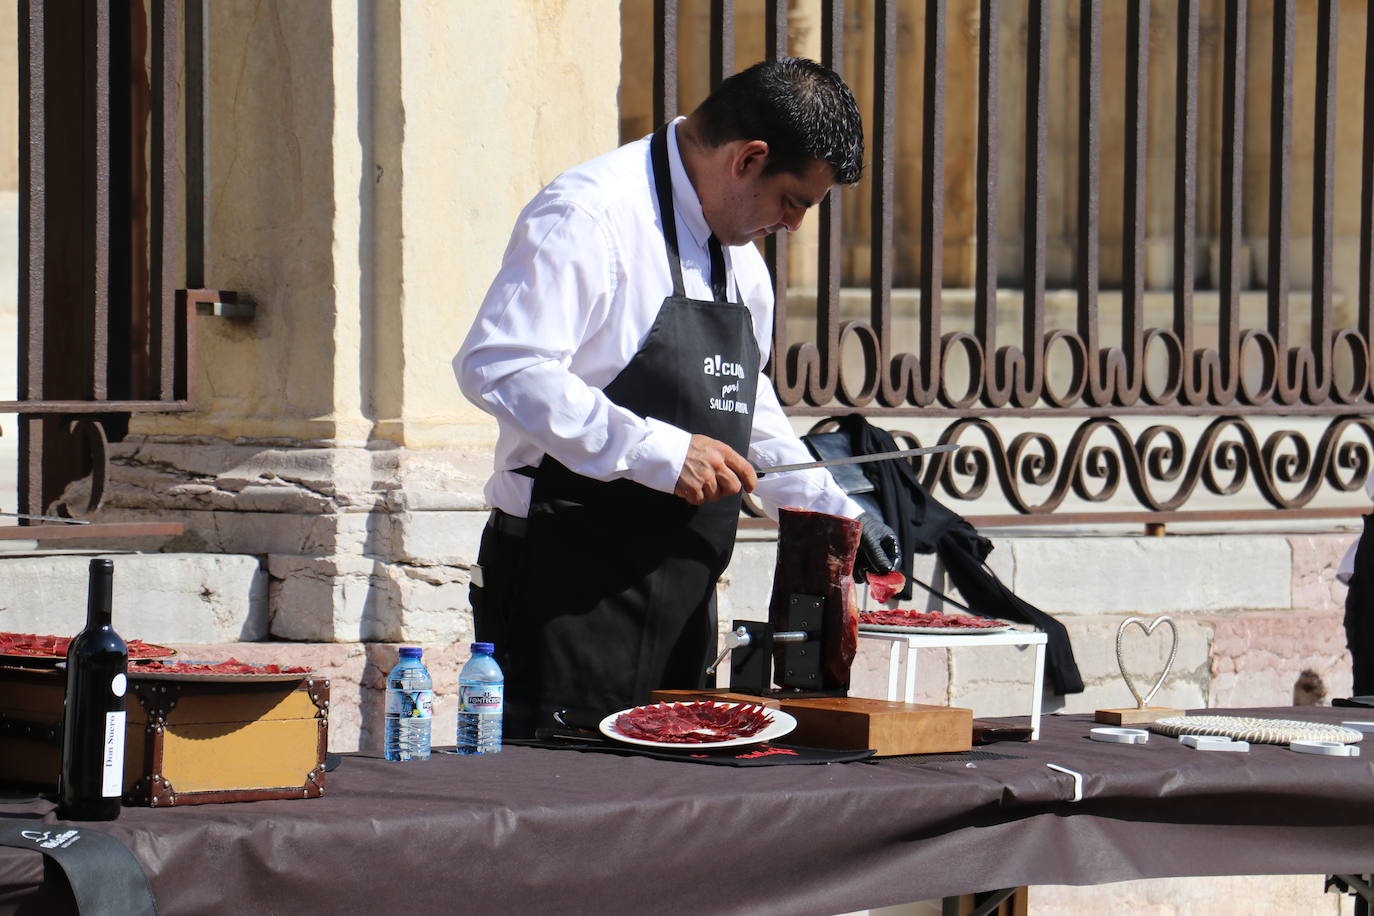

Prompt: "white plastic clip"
[1179,734,1250,752]
[1289,740,1360,757]
[1089,727,1149,745]
[1046,763,1083,802]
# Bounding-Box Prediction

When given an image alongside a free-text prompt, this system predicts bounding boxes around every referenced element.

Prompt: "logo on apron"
[703,353,752,415]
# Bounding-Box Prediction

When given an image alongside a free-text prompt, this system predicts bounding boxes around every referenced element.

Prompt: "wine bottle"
[57,558,128,821]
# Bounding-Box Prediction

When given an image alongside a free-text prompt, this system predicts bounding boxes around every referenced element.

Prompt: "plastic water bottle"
[384,647,433,761]
[457,642,503,755]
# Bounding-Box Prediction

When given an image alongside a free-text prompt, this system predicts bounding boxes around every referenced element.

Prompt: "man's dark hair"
[690,57,864,185]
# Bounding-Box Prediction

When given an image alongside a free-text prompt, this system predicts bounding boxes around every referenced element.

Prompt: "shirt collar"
[666,117,712,251]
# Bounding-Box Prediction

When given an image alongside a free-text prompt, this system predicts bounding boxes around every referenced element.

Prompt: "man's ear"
[729,140,771,179]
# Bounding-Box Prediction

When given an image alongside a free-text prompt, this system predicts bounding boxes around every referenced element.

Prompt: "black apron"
[475,126,760,736]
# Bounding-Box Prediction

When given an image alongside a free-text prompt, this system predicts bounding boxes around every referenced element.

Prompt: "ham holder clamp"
[660,508,973,756]
[707,606,826,695]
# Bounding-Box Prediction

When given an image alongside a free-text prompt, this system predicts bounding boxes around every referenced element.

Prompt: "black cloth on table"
[805,414,1084,695]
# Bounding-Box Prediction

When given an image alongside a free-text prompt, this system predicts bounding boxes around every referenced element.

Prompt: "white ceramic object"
[1289,739,1360,757]
[1089,727,1149,745]
[1179,734,1250,752]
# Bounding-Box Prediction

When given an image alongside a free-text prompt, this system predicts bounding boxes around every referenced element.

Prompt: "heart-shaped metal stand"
[1115,615,1178,709]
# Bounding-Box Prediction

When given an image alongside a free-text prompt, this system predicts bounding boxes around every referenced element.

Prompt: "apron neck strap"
[651,125,688,299]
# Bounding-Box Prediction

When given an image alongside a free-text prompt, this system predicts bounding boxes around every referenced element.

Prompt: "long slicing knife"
[752,443,959,478]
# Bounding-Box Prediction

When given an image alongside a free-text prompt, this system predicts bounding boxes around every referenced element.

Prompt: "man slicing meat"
[454,58,899,738]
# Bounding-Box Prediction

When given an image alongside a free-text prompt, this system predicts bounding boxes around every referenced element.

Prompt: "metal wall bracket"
[189,289,254,320]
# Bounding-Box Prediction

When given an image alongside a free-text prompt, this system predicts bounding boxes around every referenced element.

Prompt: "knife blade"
[753,443,959,478]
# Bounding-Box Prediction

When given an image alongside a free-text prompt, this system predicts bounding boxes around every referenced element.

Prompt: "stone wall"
[12,514,1350,755]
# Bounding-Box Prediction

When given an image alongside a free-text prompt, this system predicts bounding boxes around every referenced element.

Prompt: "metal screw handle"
[706,626,753,676]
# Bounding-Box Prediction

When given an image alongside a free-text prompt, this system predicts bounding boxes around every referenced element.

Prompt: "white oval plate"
[598,702,797,750]
[859,622,1014,635]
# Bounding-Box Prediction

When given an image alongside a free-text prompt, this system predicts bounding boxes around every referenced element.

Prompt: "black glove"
[855,511,900,580]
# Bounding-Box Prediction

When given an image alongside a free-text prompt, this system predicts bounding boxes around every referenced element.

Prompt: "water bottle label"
[460,684,503,713]
[387,689,434,719]
[102,710,125,797]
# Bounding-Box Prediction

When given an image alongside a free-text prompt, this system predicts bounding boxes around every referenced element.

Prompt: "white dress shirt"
[455,119,864,522]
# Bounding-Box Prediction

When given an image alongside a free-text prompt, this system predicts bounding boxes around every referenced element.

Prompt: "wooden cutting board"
[649,688,783,708]
[648,690,973,756]
[779,697,973,756]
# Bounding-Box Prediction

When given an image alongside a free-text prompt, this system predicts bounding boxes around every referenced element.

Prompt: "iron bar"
[108,1,132,402]
[185,0,207,287]
[1216,0,1246,405]
[19,0,43,404]
[1077,0,1100,406]
[785,403,1374,418]
[1310,0,1338,403]
[86,0,110,402]
[974,0,1000,403]
[916,0,946,406]
[869,0,895,408]
[17,1,42,516]
[153,0,180,399]
[654,0,679,127]
[1017,0,1049,407]
[1268,0,1294,402]
[1362,0,1374,388]
[709,0,733,90]
[763,0,788,379]
[0,401,195,414]
[1121,0,1149,406]
[1175,0,1199,404]
[809,0,844,405]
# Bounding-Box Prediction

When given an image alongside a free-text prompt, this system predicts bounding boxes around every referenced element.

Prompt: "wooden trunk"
[0,666,329,806]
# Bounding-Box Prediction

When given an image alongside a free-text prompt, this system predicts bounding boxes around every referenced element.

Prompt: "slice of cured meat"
[768,507,861,689]
[0,631,172,659]
[858,609,1005,630]
[613,702,773,743]
[129,657,311,675]
[866,569,906,604]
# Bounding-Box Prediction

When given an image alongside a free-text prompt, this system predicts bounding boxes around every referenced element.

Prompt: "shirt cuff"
[625,418,693,495]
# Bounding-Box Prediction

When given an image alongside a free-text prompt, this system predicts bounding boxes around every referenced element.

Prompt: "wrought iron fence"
[648,0,1374,525]
[3,0,227,519]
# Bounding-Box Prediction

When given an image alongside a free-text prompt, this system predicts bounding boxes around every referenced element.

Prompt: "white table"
[857,628,1049,739]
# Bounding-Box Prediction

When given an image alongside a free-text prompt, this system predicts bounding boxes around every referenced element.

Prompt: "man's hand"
[854,511,900,580]
[674,434,757,506]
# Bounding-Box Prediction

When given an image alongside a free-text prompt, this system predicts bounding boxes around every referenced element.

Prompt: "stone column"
[80,0,622,644]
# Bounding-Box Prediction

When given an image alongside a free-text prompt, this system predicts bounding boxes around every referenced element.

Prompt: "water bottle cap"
[399,646,423,658]
[471,642,494,655]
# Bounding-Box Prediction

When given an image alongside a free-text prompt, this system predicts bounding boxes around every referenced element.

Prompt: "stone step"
[0,551,268,644]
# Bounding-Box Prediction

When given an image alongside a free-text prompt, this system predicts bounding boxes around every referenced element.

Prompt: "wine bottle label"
[101,711,126,797]
[111,673,127,697]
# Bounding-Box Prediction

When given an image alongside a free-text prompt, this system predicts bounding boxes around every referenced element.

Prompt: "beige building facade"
[0,4,1367,911]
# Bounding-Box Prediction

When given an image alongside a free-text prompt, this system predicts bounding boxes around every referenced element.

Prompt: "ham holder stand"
[653,509,973,756]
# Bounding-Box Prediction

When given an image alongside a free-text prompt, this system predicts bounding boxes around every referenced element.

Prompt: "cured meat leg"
[768,508,861,689]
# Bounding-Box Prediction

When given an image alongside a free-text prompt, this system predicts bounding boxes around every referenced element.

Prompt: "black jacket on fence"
[807,414,1085,696]
[1344,514,1374,696]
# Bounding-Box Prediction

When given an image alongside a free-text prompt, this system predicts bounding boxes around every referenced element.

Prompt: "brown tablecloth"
[2,707,1372,915]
